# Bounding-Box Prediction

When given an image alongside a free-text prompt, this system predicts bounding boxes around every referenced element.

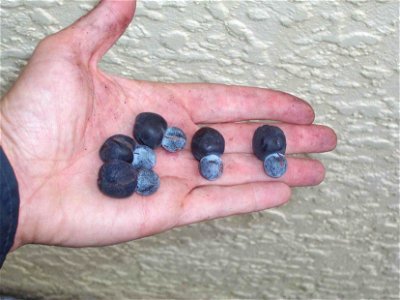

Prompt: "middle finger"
[211,122,337,154]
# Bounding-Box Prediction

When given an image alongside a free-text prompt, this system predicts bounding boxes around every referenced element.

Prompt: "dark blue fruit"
[252,125,286,161]
[199,154,223,181]
[191,127,225,161]
[136,168,160,196]
[161,127,187,152]
[264,153,287,178]
[98,160,138,198]
[99,134,136,163]
[134,112,168,149]
[132,145,156,169]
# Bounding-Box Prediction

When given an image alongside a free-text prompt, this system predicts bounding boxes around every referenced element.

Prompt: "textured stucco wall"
[0,0,399,299]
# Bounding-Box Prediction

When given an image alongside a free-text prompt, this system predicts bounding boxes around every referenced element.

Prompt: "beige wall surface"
[0,0,399,299]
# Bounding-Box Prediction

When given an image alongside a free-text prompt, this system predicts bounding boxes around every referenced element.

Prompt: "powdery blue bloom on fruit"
[199,154,223,181]
[97,160,138,198]
[132,145,156,169]
[133,112,167,149]
[99,134,136,163]
[263,152,287,178]
[161,127,187,152]
[136,168,160,196]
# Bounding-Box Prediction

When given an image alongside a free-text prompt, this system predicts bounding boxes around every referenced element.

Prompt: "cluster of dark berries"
[97,112,186,198]
[252,125,287,178]
[190,124,287,180]
[97,111,287,199]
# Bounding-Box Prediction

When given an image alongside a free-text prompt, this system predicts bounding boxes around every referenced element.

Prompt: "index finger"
[167,83,315,125]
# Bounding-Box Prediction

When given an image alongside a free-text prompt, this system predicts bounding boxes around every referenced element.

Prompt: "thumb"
[59,0,136,66]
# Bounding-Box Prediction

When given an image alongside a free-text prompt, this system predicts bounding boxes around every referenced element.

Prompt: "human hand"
[0,0,336,250]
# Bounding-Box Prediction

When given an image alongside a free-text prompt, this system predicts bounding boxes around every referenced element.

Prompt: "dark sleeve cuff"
[0,146,20,269]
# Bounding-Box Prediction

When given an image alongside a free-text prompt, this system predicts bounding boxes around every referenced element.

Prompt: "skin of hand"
[0,0,337,251]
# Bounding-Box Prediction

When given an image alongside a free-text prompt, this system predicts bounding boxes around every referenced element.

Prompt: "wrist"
[0,115,32,251]
[0,147,21,268]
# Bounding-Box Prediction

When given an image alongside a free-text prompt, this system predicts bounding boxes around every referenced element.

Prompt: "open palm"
[0,0,336,250]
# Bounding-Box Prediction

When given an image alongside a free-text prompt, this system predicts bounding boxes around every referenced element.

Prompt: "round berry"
[161,127,187,152]
[133,112,167,149]
[99,134,136,163]
[132,145,156,170]
[136,168,160,196]
[98,160,138,198]
[252,125,286,161]
[263,152,287,178]
[191,127,225,161]
[199,154,223,181]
